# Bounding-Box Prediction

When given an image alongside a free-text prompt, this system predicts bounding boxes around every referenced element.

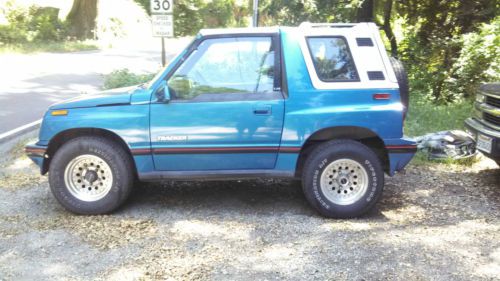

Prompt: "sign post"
[252,0,259,27]
[150,0,174,66]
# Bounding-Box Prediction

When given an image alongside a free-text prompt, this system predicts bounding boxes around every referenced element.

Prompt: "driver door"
[150,35,285,171]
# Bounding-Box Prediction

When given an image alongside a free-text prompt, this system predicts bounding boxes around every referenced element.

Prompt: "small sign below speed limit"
[152,14,173,37]
[150,0,173,14]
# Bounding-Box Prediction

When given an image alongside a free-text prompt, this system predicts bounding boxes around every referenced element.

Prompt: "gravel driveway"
[0,147,498,280]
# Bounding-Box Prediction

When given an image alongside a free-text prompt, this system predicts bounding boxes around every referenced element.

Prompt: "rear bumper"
[25,142,48,174]
[464,117,500,161]
[385,138,417,176]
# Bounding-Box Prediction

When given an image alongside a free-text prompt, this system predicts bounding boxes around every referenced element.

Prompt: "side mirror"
[156,80,171,103]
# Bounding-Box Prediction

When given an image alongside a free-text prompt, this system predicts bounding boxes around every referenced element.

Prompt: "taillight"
[373,93,391,100]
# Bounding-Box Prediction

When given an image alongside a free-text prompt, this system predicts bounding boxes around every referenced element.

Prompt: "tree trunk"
[356,0,374,22]
[66,0,98,39]
[381,0,398,56]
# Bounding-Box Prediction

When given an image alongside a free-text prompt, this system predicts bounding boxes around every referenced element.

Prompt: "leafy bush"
[30,7,64,41]
[0,1,65,44]
[133,0,248,36]
[103,69,154,90]
[442,17,500,100]
[398,12,499,103]
[0,40,97,53]
[0,24,27,43]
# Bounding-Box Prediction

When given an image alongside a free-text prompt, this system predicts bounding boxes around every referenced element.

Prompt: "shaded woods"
[133,0,499,103]
[254,0,499,103]
[1,0,498,102]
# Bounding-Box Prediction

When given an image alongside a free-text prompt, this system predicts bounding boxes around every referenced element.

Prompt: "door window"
[168,37,275,100]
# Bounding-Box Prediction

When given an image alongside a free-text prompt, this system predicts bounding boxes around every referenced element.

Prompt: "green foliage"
[103,69,154,90]
[0,1,65,44]
[396,0,498,103]
[0,40,97,53]
[134,0,248,36]
[2,0,498,105]
[173,0,204,36]
[258,0,359,25]
[404,96,474,137]
[442,17,500,100]
[0,1,96,53]
[258,0,318,25]
[0,25,26,43]
[400,16,499,103]
[405,96,477,165]
[95,17,126,41]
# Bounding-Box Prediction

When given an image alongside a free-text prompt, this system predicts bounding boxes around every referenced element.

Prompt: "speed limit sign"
[151,0,173,66]
[150,0,173,14]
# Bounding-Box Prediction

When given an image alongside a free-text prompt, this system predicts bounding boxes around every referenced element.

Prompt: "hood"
[480,83,500,97]
[50,85,140,110]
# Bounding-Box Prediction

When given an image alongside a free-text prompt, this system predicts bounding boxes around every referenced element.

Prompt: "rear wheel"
[49,137,134,215]
[302,140,384,218]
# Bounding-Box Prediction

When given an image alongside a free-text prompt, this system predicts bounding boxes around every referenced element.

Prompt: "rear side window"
[306,37,359,82]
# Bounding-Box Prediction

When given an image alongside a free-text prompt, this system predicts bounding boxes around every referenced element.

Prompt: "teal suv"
[26,23,416,218]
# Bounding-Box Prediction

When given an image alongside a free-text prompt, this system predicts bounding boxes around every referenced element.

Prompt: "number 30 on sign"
[150,0,173,14]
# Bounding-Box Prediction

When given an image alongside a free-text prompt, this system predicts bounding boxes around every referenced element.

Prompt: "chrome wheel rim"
[64,154,113,202]
[320,159,369,205]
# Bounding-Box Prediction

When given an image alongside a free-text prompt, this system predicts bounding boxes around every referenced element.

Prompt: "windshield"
[146,37,198,89]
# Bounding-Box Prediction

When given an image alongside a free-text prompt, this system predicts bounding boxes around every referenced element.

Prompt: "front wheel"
[302,140,384,218]
[49,136,134,215]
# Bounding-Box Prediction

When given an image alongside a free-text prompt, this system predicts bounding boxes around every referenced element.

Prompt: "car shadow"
[125,177,402,221]
[117,165,499,223]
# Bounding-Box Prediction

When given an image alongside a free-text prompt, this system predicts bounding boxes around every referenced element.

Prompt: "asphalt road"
[0,40,189,134]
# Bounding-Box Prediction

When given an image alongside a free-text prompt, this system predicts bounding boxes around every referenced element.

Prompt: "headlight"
[475,94,485,103]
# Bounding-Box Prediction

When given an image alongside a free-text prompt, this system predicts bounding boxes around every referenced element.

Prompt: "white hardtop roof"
[199,27,279,36]
[298,22,376,28]
[198,22,376,36]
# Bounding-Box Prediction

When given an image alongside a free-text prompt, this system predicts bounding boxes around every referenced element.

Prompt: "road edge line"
[0,119,42,145]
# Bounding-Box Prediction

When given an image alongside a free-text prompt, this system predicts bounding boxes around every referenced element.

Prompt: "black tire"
[48,136,134,215]
[389,57,409,113]
[302,140,384,218]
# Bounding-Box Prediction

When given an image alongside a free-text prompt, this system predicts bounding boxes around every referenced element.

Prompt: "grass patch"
[405,98,474,137]
[405,97,477,166]
[103,69,155,90]
[0,40,98,54]
[409,151,480,166]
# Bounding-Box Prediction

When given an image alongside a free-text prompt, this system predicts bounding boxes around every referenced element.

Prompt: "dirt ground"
[0,149,498,280]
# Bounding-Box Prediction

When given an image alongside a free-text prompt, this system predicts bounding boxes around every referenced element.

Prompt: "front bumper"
[25,142,48,174]
[464,117,500,161]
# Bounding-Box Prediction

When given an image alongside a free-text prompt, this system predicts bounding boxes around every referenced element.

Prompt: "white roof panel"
[199,27,280,36]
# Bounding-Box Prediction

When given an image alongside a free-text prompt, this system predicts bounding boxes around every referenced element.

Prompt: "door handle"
[253,105,272,115]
